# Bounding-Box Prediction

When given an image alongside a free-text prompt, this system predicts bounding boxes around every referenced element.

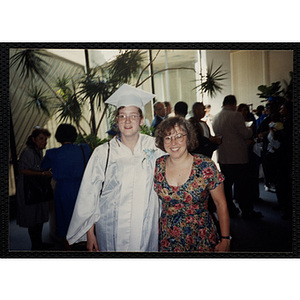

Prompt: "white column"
[164,50,170,102]
[195,50,202,103]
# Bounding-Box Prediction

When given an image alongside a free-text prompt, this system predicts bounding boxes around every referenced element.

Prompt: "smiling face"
[116,106,144,139]
[32,133,48,151]
[163,125,188,160]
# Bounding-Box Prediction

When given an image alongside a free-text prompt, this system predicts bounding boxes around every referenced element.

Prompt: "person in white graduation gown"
[66,84,164,252]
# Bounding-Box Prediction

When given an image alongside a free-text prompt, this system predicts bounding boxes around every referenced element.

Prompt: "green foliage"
[10,49,51,80]
[13,49,191,140]
[257,81,282,100]
[55,75,82,123]
[140,124,155,136]
[55,74,73,99]
[194,62,227,98]
[257,72,293,102]
[105,50,145,85]
[75,133,109,151]
[78,69,111,108]
[25,86,51,117]
[56,92,82,123]
[282,71,293,101]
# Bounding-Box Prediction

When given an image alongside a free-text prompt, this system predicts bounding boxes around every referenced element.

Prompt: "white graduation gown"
[67,134,164,252]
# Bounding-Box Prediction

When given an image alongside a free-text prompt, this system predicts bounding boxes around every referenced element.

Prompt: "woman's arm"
[20,169,52,177]
[86,224,99,252]
[210,183,230,252]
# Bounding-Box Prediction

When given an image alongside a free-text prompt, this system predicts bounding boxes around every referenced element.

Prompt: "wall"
[205,50,232,116]
[269,50,293,85]
[230,50,293,111]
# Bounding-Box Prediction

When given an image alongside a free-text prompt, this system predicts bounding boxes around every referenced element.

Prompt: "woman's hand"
[214,239,230,252]
[43,170,53,177]
[247,139,256,146]
[86,225,99,252]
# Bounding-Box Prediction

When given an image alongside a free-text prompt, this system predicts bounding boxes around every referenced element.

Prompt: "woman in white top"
[67,84,164,252]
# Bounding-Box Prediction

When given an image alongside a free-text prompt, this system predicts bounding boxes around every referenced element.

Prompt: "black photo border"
[1,42,299,259]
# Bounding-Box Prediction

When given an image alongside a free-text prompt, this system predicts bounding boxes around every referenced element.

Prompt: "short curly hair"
[155,116,198,152]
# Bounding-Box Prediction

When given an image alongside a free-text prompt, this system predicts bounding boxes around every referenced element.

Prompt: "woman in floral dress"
[154,117,230,252]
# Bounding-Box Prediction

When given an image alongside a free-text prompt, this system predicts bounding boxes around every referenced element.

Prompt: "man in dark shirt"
[151,101,166,133]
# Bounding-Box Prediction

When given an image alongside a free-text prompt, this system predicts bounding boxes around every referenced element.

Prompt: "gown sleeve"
[66,143,108,244]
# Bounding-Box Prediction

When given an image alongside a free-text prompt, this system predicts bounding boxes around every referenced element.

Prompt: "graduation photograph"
[1,45,297,258]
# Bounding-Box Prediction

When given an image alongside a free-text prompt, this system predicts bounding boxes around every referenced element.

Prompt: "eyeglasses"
[117,114,141,123]
[164,133,187,144]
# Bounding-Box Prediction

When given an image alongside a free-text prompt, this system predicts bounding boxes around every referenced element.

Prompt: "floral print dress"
[154,154,225,252]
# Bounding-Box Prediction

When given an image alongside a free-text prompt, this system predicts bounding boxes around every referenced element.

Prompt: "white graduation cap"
[105,84,155,110]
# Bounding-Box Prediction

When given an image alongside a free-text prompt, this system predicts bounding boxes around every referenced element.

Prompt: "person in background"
[154,116,230,252]
[67,84,164,252]
[276,100,293,220]
[164,101,173,118]
[16,127,53,250]
[174,101,188,118]
[237,103,257,134]
[41,124,91,250]
[106,123,119,137]
[257,102,277,192]
[254,105,267,128]
[237,103,262,204]
[202,104,215,134]
[213,95,263,220]
[151,101,166,132]
[189,102,222,158]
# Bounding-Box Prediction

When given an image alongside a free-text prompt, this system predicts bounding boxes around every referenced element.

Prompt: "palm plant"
[11,48,197,147]
[77,69,112,135]
[10,49,66,106]
[25,86,52,117]
[194,61,228,98]
[10,49,90,141]
[105,50,145,85]
[55,75,89,136]
[10,49,145,139]
[10,49,50,80]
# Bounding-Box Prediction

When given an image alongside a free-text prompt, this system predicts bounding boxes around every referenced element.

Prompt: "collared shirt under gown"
[67,134,164,252]
[41,143,91,238]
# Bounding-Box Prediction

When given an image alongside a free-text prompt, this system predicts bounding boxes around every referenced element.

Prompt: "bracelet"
[221,236,232,240]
